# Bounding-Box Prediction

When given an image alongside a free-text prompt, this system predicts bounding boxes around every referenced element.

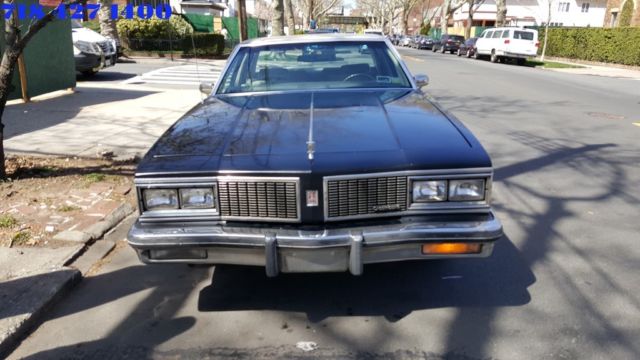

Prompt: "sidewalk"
[4,82,202,159]
[537,57,640,80]
[1,79,204,356]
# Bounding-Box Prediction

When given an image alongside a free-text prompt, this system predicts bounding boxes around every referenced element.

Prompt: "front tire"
[516,58,526,66]
[432,46,437,52]
[490,52,499,63]
[441,47,446,54]
[457,49,462,56]
[473,51,480,60]
[466,50,472,58]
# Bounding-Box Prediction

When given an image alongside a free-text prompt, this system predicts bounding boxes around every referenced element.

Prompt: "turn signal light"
[422,243,482,255]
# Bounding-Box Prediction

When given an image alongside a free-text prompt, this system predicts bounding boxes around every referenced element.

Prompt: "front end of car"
[129,168,502,276]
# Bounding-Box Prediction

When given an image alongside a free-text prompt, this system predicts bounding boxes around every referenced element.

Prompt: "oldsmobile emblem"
[372,204,401,212]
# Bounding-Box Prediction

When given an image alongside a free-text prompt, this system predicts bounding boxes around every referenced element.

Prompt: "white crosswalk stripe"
[124,64,224,86]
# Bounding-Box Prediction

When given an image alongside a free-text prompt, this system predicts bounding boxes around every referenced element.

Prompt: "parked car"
[457,37,478,57]
[474,27,539,64]
[128,34,503,277]
[400,36,412,47]
[71,20,117,76]
[416,36,435,50]
[432,34,466,54]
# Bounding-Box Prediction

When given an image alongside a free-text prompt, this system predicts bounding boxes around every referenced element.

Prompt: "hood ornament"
[307,92,315,161]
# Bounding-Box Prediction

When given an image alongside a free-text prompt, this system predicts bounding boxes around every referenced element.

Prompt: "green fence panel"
[221,17,259,41]
[0,0,75,100]
[473,26,492,37]
[183,13,214,33]
[428,28,442,40]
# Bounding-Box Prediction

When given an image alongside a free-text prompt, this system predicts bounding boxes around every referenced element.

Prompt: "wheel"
[440,46,446,54]
[80,70,98,76]
[466,50,472,58]
[516,58,526,66]
[457,49,462,56]
[490,51,499,63]
[432,46,437,52]
[473,51,480,60]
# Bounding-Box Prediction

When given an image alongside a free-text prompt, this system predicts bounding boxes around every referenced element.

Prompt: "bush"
[117,14,193,39]
[539,27,640,66]
[125,33,225,56]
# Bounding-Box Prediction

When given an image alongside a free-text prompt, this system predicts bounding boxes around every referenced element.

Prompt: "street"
[8,49,640,359]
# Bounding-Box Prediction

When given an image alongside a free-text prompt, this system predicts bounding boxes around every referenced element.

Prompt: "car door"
[510,29,538,56]
[476,30,492,54]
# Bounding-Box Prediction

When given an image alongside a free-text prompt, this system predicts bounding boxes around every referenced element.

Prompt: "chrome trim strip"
[323,168,493,222]
[216,87,413,98]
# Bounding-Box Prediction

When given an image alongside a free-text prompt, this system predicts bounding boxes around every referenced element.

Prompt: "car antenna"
[190,32,205,103]
[307,92,315,161]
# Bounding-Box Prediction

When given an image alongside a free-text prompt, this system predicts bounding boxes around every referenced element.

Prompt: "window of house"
[558,2,570,12]
[581,3,590,12]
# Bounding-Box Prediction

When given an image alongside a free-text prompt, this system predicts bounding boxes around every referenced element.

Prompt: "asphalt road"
[10,49,640,359]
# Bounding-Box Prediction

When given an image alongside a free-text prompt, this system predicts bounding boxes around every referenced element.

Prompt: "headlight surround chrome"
[412,180,447,202]
[179,188,215,209]
[143,189,179,210]
[74,40,101,55]
[448,179,485,201]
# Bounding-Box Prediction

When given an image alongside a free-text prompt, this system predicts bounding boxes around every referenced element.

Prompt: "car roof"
[241,34,388,47]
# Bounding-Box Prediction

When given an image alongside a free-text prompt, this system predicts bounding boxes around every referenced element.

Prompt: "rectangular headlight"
[179,188,215,209]
[413,180,447,202]
[143,189,178,210]
[448,179,485,201]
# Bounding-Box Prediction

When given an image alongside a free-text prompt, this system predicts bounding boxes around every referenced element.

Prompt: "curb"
[53,203,134,244]
[0,204,136,358]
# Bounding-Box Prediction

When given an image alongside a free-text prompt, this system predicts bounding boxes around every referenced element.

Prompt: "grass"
[12,231,31,246]
[527,60,585,69]
[0,214,18,228]
[59,204,81,212]
[84,173,106,183]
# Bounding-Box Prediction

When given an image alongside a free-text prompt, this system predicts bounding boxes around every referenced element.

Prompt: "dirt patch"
[1,156,137,248]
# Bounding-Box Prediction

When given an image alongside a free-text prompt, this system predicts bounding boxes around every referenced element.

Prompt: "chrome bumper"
[128,212,503,276]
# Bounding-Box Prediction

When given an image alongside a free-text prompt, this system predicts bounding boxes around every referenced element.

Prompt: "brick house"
[604,0,640,26]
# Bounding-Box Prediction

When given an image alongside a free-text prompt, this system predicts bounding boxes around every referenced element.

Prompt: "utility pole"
[237,0,248,41]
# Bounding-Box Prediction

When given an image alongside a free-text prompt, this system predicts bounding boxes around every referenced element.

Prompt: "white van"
[71,20,117,76]
[474,27,539,65]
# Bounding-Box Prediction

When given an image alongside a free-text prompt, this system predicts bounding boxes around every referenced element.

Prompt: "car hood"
[72,27,108,43]
[136,90,491,177]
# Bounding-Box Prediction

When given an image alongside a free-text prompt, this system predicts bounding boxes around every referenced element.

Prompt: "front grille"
[326,176,408,219]
[218,180,298,220]
[98,41,113,54]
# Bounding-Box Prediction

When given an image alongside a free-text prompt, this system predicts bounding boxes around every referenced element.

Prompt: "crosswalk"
[124,63,224,86]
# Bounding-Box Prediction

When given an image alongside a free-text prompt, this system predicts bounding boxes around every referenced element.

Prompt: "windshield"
[217,41,412,94]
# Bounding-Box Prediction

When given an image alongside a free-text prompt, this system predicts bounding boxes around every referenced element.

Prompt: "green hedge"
[124,33,225,56]
[539,27,640,66]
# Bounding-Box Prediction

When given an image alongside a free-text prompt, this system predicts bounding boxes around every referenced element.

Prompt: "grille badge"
[372,204,402,212]
[306,190,319,207]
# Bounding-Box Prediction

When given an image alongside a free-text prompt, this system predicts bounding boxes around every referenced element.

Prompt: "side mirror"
[199,82,214,95]
[414,74,429,88]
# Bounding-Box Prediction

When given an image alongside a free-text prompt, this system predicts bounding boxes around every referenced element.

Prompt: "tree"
[98,0,118,41]
[295,0,342,29]
[619,0,634,27]
[399,0,420,34]
[439,0,463,35]
[464,0,485,39]
[540,0,552,61]
[495,0,507,26]
[285,0,297,34]
[0,0,81,179]
[272,0,286,35]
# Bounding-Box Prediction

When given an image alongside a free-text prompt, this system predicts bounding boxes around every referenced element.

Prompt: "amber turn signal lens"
[422,243,482,255]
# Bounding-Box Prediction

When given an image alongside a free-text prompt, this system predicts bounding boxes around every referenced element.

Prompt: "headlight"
[413,180,447,202]
[179,188,215,209]
[74,40,100,55]
[143,189,178,210]
[448,179,485,201]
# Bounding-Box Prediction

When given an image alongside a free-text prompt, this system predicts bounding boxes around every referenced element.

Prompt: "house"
[604,0,640,26]
[450,0,608,28]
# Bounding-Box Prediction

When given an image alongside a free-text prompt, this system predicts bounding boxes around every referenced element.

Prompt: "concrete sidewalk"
[4,82,202,159]
[539,57,640,80]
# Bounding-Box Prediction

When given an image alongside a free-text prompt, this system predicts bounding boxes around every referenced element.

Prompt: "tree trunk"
[401,9,408,34]
[272,0,285,36]
[441,0,451,35]
[465,1,473,39]
[495,0,507,26]
[541,0,551,61]
[98,0,118,41]
[307,0,314,29]
[285,0,296,35]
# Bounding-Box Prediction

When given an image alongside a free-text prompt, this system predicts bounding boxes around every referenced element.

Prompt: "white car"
[71,20,117,76]
[474,27,539,65]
